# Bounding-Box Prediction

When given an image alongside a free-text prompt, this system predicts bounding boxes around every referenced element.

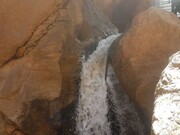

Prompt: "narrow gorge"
[0,0,180,135]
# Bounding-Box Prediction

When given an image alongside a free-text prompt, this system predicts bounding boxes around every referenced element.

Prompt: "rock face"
[0,0,117,134]
[109,7,180,123]
[0,111,26,135]
[152,52,180,135]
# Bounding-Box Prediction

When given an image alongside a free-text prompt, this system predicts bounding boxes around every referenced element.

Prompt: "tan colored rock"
[0,111,26,135]
[0,0,64,65]
[152,52,180,135]
[110,7,180,120]
[0,0,117,134]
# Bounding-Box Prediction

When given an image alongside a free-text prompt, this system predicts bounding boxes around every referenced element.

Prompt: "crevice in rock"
[0,0,71,68]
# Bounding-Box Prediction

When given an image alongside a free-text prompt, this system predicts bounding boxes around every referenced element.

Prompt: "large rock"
[152,52,180,135]
[0,0,117,134]
[110,7,180,122]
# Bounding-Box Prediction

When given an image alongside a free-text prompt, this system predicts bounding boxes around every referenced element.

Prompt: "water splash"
[76,34,120,135]
[76,34,145,135]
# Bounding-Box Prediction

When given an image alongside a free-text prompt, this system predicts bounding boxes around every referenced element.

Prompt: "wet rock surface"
[107,64,145,135]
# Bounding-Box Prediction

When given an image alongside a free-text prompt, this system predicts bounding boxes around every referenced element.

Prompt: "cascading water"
[76,34,145,135]
[76,34,120,135]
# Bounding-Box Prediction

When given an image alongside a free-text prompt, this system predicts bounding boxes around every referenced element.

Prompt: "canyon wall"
[0,0,117,134]
[2,0,180,134]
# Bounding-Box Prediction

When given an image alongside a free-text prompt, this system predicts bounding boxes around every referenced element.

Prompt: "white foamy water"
[76,34,120,135]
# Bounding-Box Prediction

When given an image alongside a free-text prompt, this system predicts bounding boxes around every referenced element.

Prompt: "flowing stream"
[76,34,145,135]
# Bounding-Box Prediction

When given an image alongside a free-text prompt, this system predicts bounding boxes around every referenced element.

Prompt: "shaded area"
[106,63,145,135]
[20,99,62,135]
[111,0,140,32]
[60,101,78,135]
[20,98,78,135]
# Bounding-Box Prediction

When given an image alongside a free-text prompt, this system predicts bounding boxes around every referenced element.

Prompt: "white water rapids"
[76,34,145,135]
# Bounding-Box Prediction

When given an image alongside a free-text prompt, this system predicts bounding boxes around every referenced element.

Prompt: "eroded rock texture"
[0,0,117,134]
[152,52,180,135]
[0,111,26,135]
[109,7,180,124]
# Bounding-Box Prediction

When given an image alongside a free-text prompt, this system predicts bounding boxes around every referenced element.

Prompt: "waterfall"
[76,34,119,135]
[76,34,145,135]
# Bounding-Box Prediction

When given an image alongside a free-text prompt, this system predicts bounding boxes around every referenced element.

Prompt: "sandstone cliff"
[0,0,117,134]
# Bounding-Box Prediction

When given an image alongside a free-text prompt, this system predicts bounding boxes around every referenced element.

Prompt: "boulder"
[109,7,180,122]
[0,0,117,134]
[152,52,180,135]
